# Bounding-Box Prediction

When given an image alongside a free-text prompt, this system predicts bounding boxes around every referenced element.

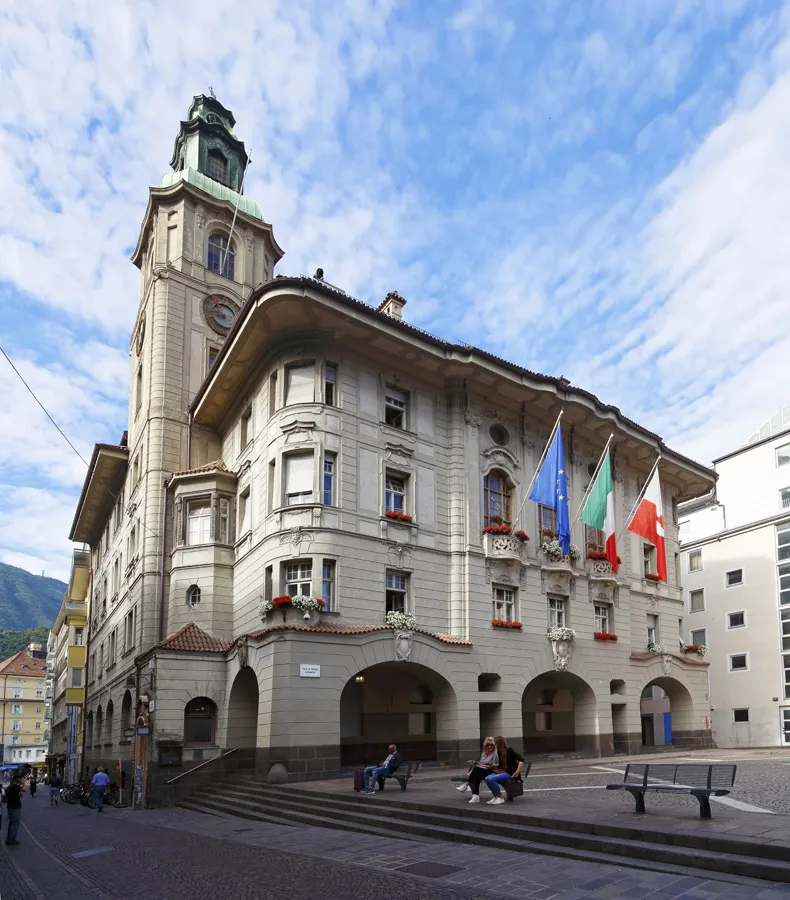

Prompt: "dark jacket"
[4,783,22,810]
[383,752,402,774]
[502,748,524,778]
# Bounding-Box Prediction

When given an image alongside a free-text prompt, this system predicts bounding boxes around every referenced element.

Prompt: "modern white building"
[68,95,717,805]
[679,408,790,748]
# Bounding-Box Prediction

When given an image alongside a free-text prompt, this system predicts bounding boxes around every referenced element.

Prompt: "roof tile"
[169,459,234,482]
[0,652,48,677]
[156,622,231,653]
[246,621,472,646]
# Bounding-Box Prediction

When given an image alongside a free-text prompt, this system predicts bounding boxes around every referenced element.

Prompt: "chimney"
[377,291,406,321]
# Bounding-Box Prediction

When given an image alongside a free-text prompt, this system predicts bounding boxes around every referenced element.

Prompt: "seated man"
[362,744,402,795]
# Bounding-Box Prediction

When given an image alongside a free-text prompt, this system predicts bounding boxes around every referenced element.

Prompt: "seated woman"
[484,735,524,806]
[455,736,499,804]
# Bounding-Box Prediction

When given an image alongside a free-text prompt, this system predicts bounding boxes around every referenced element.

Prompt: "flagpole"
[572,433,614,524]
[513,410,563,530]
[616,454,661,546]
[220,148,252,277]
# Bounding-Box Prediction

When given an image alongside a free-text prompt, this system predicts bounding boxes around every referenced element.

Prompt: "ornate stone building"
[69,95,716,802]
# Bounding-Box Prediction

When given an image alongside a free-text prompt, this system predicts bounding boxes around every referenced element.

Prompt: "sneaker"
[486,796,500,804]
[362,789,375,796]
[490,797,505,805]
[468,795,480,804]
[455,783,469,793]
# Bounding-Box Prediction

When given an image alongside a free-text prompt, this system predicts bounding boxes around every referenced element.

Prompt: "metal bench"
[606,763,737,819]
[450,761,533,802]
[376,761,421,792]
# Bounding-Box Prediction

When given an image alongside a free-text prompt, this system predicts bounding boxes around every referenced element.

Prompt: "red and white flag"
[627,467,667,582]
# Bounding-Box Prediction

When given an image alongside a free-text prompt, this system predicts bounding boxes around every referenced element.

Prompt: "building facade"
[0,650,48,772]
[69,95,716,803]
[679,409,790,748]
[47,550,90,780]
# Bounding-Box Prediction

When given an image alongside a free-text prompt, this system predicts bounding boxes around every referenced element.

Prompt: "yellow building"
[0,648,48,772]
[47,549,89,780]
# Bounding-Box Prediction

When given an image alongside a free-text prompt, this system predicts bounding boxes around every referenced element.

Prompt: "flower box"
[547,626,576,642]
[273,595,292,608]
[594,632,618,642]
[644,573,662,582]
[260,594,325,617]
[647,642,667,653]
[684,644,708,656]
[587,551,608,561]
[385,510,414,523]
[492,619,522,629]
[385,611,416,630]
[514,530,529,543]
[482,525,512,535]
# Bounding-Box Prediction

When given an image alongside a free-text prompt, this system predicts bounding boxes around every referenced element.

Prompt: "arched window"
[206,149,227,184]
[483,470,512,527]
[184,698,217,745]
[187,585,201,608]
[207,232,235,279]
[86,713,94,748]
[105,701,114,745]
[95,707,104,747]
[121,691,132,733]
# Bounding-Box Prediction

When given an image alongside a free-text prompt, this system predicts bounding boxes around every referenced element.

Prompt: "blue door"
[663,712,672,745]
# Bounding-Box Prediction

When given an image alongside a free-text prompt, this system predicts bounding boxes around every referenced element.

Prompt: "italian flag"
[627,467,667,582]
[580,450,618,574]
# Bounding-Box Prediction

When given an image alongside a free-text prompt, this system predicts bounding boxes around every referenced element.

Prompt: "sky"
[1,0,790,581]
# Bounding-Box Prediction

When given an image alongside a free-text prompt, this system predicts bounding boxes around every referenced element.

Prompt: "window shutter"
[286,365,315,405]
[286,453,314,496]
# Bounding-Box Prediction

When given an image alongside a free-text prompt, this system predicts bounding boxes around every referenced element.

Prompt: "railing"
[152,747,255,808]
[166,747,239,785]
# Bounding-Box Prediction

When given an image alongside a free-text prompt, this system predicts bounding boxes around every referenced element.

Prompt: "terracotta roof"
[0,652,48,677]
[156,622,231,653]
[169,459,234,482]
[246,621,472,647]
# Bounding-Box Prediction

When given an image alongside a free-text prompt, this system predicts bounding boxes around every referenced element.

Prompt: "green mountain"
[0,562,66,631]
[0,627,50,659]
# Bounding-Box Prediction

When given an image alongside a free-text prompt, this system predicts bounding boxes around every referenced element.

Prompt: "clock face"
[202,294,240,336]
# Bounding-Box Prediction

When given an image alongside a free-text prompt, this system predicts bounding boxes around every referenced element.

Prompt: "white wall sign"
[299,664,321,678]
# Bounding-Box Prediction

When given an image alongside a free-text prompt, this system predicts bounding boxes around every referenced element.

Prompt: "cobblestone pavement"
[3,788,790,900]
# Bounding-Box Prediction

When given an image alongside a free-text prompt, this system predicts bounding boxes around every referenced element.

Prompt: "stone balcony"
[586,557,618,583]
[482,532,526,563]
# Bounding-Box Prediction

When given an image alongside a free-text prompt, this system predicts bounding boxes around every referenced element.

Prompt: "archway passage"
[522,672,599,755]
[339,662,457,767]
[227,668,259,749]
[640,677,694,748]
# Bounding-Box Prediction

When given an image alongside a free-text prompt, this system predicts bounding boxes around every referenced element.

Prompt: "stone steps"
[177,778,790,883]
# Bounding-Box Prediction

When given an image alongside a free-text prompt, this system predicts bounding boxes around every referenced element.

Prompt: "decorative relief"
[482,446,520,469]
[279,526,312,549]
[486,557,522,586]
[540,569,574,598]
[196,207,205,230]
[387,542,413,567]
[464,413,481,429]
[237,635,249,669]
[281,419,316,442]
[394,631,413,662]
[385,442,414,468]
[551,639,573,672]
[661,654,673,677]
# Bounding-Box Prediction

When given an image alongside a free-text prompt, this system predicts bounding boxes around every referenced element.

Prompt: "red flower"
[491,619,523,629]
[594,632,618,641]
[587,551,607,560]
[514,530,529,543]
[645,573,662,582]
[273,596,292,607]
[385,510,413,523]
[483,525,512,535]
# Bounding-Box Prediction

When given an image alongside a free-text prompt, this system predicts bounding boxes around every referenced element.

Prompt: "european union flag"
[529,426,571,555]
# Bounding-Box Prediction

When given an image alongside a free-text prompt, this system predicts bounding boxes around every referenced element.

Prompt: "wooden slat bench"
[450,761,533,802]
[606,763,737,819]
[376,761,421,792]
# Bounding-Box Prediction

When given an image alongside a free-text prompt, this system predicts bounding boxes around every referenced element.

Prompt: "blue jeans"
[6,808,21,842]
[485,772,512,798]
[363,766,388,790]
[93,784,107,809]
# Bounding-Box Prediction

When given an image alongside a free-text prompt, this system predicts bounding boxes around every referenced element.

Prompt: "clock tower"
[126,95,283,649]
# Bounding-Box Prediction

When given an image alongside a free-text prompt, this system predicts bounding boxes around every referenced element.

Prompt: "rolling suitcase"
[354,768,365,792]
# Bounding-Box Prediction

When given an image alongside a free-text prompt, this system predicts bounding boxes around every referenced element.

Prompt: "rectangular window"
[285,561,312,597]
[384,387,407,429]
[585,525,605,556]
[135,366,143,413]
[324,363,337,406]
[12,704,21,715]
[36,689,43,698]
[547,597,566,628]
[777,523,790,562]
[124,608,136,654]
[285,364,315,405]
[781,562,790,607]
[36,706,42,714]
[690,628,707,647]
[269,372,278,416]
[785,654,790,700]
[208,345,219,370]
[782,609,790,652]
[71,668,84,688]
[285,453,314,505]
[647,614,658,645]
[781,488,790,510]
[539,504,557,541]
[323,453,336,506]
[132,455,140,486]
[109,629,117,665]
[264,565,273,606]
[777,444,790,467]
[733,708,749,723]
[492,586,515,622]
[238,487,251,536]
[643,543,656,577]
[729,653,748,671]
[11,721,21,732]
[240,407,252,449]
[35,722,41,730]
[187,499,211,545]
[385,472,407,514]
[594,604,611,633]
[386,572,408,613]
[535,712,553,731]
[12,689,21,699]
[218,497,230,544]
[129,524,138,557]
[98,643,104,672]
[726,569,743,587]
[688,549,702,572]
[689,589,705,613]
[322,560,335,612]
[268,459,276,512]
[728,611,746,629]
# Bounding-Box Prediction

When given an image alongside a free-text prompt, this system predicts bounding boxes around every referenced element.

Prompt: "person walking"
[91,767,111,812]
[4,774,24,845]
[29,775,37,798]
[49,772,63,807]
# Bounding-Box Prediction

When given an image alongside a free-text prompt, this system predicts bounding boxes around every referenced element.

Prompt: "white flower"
[540,540,564,559]
[290,594,325,612]
[647,642,667,653]
[385,611,416,630]
[547,626,576,642]
[568,544,581,561]
[258,598,274,618]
